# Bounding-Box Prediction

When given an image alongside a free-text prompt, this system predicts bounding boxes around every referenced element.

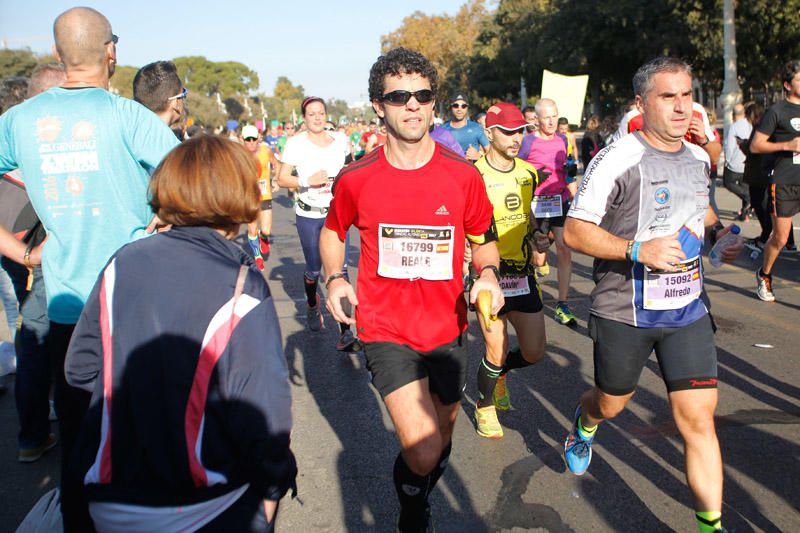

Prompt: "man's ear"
[52,45,62,64]
[372,100,384,119]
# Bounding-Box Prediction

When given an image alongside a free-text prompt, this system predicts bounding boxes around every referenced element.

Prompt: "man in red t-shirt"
[321,48,503,532]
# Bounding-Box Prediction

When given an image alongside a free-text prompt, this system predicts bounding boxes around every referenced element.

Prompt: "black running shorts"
[771,184,800,218]
[363,335,467,405]
[589,314,717,395]
[498,275,543,316]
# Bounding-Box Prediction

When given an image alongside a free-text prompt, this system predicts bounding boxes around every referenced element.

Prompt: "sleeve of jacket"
[221,286,296,500]
[65,264,105,392]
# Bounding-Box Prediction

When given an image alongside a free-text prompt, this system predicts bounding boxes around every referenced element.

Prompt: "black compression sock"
[304,279,318,307]
[502,346,533,375]
[394,454,431,532]
[428,442,452,490]
[477,357,503,408]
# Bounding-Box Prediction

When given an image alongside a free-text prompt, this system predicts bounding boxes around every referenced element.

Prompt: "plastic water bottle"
[708,224,741,267]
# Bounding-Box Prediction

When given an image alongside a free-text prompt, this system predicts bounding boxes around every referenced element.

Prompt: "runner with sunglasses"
[276,97,359,351]
[472,102,550,439]
[442,92,489,162]
[321,48,502,532]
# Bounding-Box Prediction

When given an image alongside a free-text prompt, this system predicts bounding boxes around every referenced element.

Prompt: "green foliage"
[0,49,38,79]
[381,1,489,105]
[384,0,800,116]
[185,91,227,127]
[108,65,137,99]
[173,56,258,97]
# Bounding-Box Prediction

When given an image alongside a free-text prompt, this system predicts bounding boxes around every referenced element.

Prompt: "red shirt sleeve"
[325,173,356,241]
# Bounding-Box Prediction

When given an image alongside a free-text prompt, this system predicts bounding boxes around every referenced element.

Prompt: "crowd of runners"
[0,6,798,533]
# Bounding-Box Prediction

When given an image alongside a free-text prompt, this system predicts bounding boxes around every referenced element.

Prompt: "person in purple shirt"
[430,125,465,157]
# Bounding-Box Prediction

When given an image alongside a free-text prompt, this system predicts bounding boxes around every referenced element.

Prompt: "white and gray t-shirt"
[569,131,711,328]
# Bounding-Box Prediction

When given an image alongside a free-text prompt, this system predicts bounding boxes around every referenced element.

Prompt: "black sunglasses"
[451,103,468,109]
[243,137,258,142]
[106,34,118,45]
[380,89,435,106]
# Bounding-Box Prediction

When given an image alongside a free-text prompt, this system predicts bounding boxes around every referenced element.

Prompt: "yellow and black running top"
[474,156,539,275]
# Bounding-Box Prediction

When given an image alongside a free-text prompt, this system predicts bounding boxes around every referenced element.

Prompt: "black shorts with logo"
[589,314,717,395]
[363,334,467,405]
[498,275,543,316]
[771,184,800,218]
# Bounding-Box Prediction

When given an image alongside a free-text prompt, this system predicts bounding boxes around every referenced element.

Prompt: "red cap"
[485,102,527,130]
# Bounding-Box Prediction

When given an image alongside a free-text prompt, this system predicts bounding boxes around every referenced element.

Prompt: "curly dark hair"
[782,59,800,86]
[368,47,439,102]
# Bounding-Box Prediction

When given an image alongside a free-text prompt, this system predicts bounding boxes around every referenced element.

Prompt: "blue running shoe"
[564,405,594,476]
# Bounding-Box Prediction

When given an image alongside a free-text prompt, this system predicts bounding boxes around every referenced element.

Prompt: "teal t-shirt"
[0,87,179,323]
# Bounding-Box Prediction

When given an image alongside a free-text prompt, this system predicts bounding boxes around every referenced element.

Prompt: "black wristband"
[325,272,347,289]
[625,240,634,261]
[708,222,724,246]
[479,264,501,282]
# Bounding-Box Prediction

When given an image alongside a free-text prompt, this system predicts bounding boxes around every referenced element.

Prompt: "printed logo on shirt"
[402,484,421,496]
[505,193,522,211]
[435,205,450,215]
[36,117,62,142]
[791,118,800,131]
[654,187,671,205]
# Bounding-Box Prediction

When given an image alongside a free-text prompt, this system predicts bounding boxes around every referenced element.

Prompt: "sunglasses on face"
[243,137,258,142]
[324,127,335,131]
[168,87,188,101]
[451,103,468,109]
[105,34,118,45]
[380,89,435,106]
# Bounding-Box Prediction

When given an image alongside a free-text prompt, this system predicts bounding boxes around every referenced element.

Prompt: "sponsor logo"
[402,484,421,496]
[655,212,668,222]
[65,176,84,195]
[435,205,450,215]
[505,193,522,211]
[690,378,718,387]
[654,187,670,204]
[791,117,800,131]
[650,179,668,185]
[36,116,62,142]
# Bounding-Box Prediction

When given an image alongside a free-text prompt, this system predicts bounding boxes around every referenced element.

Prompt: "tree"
[0,49,38,79]
[108,65,137,99]
[186,93,226,127]
[381,1,490,106]
[173,56,259,97]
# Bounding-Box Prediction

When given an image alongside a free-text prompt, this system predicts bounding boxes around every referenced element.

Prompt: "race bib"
[377,224,454,281]
[258,178,269,196]
[643,256,702,310]
[499,275,530,297]
[532,195,563,219]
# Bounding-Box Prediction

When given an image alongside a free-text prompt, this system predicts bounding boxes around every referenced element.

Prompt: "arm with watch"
[0,225,41,267]
[468,240,505,316]
[320,226,358,326]
[689,114,722,162]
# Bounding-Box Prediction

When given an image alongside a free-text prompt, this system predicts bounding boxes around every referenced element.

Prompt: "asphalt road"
[0,185,798,532]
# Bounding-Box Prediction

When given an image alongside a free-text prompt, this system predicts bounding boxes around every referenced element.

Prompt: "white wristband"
[298,175,310,188]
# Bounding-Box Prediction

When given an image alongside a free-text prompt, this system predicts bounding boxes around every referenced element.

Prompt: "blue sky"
[0,0,469,104]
